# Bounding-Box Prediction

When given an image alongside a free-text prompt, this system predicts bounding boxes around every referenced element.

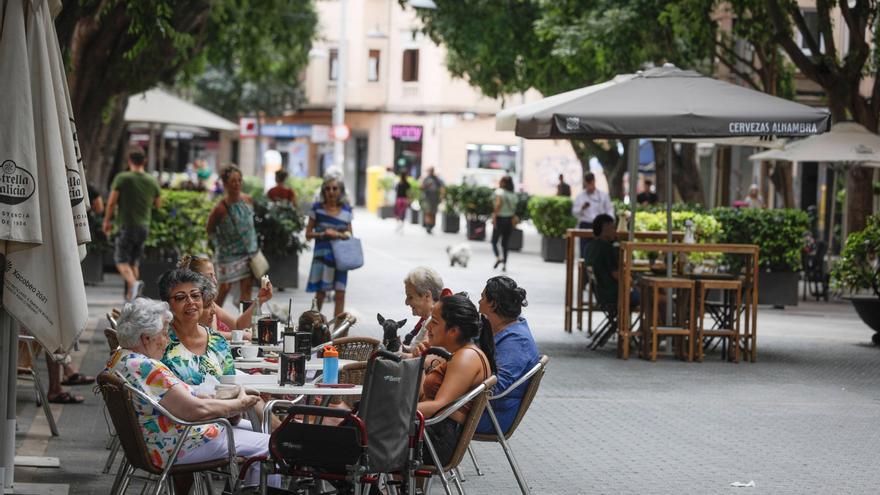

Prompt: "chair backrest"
[107,309,120,330]
[330,336,380,361]
[435,375,497,472]
[96,372,162,475]
[104,328,120,353]
[497,355,548,440]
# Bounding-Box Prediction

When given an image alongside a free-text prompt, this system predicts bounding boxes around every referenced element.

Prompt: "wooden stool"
[639,277,696,362]
[696,279,742,363]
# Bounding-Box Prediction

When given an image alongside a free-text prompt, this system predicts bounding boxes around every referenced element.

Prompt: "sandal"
[61,372,95,386]
[47,392,84,404]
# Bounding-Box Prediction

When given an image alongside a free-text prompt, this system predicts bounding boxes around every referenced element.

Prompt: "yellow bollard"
[366,166,386,213]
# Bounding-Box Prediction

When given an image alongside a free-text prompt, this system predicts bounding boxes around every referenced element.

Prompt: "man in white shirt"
[571,172,615,260]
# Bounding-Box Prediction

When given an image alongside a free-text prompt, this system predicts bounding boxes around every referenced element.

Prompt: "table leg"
[565,234,574,333]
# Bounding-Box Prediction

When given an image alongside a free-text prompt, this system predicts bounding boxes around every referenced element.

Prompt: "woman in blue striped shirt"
[305,177,354,316]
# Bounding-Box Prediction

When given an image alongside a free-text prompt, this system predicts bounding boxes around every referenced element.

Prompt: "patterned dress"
[211,199,258,284]
[106,350,221,468]
[306,202,353,293]
[162,325,234,386]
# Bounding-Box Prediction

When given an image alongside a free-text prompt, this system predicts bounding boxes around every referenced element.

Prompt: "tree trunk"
[847,167,873,236]
[569,139,627,199]
[769,161,795,208]
[652,141,705,204]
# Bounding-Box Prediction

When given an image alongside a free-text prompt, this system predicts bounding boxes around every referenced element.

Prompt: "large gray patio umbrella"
[497,64,830,278]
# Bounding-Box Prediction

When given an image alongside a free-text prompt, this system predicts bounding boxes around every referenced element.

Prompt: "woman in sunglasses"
[305,176,353,317]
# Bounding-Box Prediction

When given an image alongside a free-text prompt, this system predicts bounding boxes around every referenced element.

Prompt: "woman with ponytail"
[413,292,495,466]
[475,276,539,434]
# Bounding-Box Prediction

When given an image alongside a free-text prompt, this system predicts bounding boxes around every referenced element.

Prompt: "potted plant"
[142,190,214,298]
[527,196,577,262]
[712,207,810,307]
[459,184,494,240]
[83,210,111,285]
[407,177,421,224]
[507,192,530,252]
[831,213,880,344]
[442,184,462,233]
[254,198,308,290]
[288,176,324,214]
[377,175,396,219]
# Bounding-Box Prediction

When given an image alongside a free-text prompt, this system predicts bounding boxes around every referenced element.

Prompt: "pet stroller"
[252,350,425,494]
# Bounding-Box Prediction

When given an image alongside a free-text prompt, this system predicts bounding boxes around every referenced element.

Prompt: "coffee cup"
[231,330,244,342]
[239,346,259,360]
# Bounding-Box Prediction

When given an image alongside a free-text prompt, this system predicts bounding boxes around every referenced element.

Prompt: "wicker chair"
[469,355,549,494]
[335,361,369,407]
[418,375,497,495]
[97,372,242,495]
[328,336,380,361]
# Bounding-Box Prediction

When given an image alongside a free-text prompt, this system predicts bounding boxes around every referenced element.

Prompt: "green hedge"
[459,184,494,221]
[253,198,308,257]
[444,184,461,214]
[831,212,880,297]
[527,196,577,237]
[145,190,213,260]
[712,207,809,272]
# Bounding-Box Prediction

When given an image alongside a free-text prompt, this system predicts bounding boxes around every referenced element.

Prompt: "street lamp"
[333,0,348,170]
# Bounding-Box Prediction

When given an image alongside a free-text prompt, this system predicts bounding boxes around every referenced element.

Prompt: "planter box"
[757,270,799,307]
[82,249,105,285]
[442,212,460,234]
[139,258,177,299]
[410,209,420,225]
[467,220,486,241]
[378,205,395,219]
[508,228,524,252]
[846,296,880,345]
[541,236,566,262]
[266,253,299,290]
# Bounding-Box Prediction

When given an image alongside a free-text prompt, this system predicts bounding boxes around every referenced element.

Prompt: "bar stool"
[696,279,742,363]
[639,277,696,362]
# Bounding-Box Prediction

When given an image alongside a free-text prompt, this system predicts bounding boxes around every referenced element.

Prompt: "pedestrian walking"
[556,174,571,197]
[267,169,297,207]
[394,170,410,232]
[420,167,444,234]
[571,172,614,261]
[305,176,353,317]
[207,165,259,307]
[102,145,162,301]
[491,175,518,271]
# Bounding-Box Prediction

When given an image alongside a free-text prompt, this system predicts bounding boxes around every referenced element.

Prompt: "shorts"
[425,417,462,467]
[113,225,148,266]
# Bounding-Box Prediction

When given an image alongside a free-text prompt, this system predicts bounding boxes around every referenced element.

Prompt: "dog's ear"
[397,319,408,328]
[377,313,385,324]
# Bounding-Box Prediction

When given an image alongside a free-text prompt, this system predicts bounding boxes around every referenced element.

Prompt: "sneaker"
[129,280,144,301]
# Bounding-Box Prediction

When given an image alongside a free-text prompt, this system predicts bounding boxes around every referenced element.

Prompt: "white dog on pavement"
[446,243,471,268]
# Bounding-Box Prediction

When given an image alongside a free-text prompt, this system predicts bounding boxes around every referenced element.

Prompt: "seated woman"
[106,298,267,477]
[401,266,449,353]
[158,269,234,385]
[178,255,274,340]
[475,276,540,434]
[412,293,496,466]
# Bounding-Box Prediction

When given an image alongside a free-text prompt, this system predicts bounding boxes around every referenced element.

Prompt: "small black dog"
[377,313,408,352]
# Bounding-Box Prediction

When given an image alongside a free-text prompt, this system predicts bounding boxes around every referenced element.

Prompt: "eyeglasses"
[171,292,203,303]
[324,186,339,191]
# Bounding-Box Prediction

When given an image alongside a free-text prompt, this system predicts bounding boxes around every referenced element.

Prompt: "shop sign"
[391,125,423,142]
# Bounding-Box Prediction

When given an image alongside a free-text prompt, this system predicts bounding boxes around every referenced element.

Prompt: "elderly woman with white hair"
[401,266,451,352]
[105,298,269,473]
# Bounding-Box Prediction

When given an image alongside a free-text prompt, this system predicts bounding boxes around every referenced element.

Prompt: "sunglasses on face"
[171,292,203,303]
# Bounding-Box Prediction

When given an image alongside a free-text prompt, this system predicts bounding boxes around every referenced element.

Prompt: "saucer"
[235,357,263,363]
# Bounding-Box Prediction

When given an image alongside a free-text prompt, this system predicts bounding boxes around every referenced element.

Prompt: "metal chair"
[468,355,549,494]
[102,328,122,474]
[584,267,620,350]
[97,372,241,495]
[16,334,59,436]
[418,375,497,495]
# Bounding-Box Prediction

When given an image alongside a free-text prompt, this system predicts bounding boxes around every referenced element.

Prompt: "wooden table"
[563,229,683,332]
[616,242,760,362]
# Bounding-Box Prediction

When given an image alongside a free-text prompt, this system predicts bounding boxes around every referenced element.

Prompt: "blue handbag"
[331,237,364,271]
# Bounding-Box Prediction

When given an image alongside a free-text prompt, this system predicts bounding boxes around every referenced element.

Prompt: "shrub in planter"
[407,178,421,224]
[241,176,265,201]
[506,192,530,252]
[633,209,722,264]
[459,184,494,240]
[527,196,577,262]
[254,199,308,289]
[377,175,396,219]
[712,207,809,307]
[831,213,880,343]
[287,176,324,214]
[442,184,462,233]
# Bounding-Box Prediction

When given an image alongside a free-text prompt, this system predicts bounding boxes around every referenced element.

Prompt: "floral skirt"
[215,254,252,284]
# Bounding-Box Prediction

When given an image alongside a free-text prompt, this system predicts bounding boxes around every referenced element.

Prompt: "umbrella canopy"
[125,88,239,131]
[749,122,880,164]
[508,64,831,139]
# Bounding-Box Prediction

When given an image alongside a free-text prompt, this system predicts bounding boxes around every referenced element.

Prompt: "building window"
[466,144,518,172]
[368,49,380,82]
[402,49,419,82]
[796,10,825,55]
[329,49,339,81]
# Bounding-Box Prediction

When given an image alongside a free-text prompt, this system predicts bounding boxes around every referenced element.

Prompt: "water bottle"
[322,345,339,384]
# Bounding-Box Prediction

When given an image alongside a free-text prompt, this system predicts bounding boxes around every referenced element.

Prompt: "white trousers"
[175,426,278,487]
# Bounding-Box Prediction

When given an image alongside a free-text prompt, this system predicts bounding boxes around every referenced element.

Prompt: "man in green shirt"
[102,145,162,300]
[587,214,640,308]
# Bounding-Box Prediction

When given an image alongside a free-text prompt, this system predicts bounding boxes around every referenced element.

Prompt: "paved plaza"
[12,210,880,494]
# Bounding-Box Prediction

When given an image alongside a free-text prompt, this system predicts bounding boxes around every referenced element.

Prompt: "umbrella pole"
[666,136,673,325]
[827,164,839,255]
[0,309,18,490]
[627,140,638,241]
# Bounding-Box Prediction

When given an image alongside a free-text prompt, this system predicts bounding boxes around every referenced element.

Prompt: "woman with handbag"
[207,165,260,307]
[305,177,354,316]
[491,175,518,272]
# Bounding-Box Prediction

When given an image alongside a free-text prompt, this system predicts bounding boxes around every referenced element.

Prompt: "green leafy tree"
[55,1,318,191]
